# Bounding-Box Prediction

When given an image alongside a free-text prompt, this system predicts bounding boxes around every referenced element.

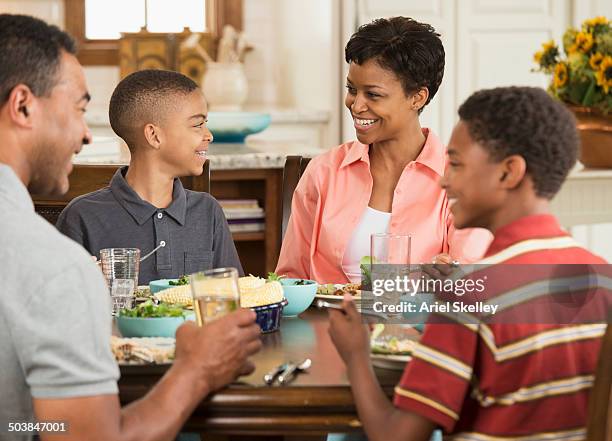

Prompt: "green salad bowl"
[117,312,195,338]
[149,279,180,294]
[280,279,318,317]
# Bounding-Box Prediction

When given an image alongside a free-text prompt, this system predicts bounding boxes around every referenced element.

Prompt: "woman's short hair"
[345,16,445,111]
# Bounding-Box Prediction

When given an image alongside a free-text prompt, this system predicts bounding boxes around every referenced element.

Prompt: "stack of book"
[219,199,265,233]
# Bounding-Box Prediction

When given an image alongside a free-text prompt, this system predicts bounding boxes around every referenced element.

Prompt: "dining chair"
[587,313,612,441]
[280,155,311,242]
[33,160,211,225]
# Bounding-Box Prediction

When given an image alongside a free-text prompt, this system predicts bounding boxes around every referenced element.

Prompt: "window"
[64,0,242,65]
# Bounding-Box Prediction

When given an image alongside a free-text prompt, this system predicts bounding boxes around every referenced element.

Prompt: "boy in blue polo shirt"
[57,69,242,283]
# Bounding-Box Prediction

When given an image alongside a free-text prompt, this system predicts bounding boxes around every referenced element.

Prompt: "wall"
[0,0,339,145]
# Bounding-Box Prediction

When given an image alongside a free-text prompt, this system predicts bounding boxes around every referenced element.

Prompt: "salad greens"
[267,272,286,282]
[119,300,186,318]
[268,273,313,285]
[360,256,373,287]
[169,275,189,286]
[293,279,315,285]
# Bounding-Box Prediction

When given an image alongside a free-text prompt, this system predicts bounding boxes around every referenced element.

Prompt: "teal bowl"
[117,312,195,338]
[149,279,180,295]
[280,279,317,317]
[207,112,271,143]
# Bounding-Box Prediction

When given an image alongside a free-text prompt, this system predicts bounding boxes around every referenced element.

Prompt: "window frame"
[64,0,243,65]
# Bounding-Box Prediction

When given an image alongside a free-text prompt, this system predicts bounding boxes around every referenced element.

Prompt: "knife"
[278,358,312,385]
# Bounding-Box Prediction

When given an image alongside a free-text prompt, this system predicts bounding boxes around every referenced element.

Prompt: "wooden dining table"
[118,309,406,440]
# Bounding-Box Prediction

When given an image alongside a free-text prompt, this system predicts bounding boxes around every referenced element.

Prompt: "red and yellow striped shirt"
[394,214,609,440]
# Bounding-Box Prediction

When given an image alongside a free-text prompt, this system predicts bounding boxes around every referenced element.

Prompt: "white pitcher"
[202,62,248,111]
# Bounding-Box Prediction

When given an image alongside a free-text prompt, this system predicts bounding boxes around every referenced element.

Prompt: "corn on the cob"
[156,284,193,307]
[157,277,285,309]
[240,281,284,308]
[238,275,266,291]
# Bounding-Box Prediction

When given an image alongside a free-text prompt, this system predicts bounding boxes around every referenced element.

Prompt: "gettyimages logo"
[371,273,486,297]
[360,264,612,325]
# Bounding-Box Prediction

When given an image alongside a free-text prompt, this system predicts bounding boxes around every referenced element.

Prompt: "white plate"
[112,336,175,365]
[370,353,411,370]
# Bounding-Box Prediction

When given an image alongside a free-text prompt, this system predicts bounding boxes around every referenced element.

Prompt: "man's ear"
[5,84,36,128]
[411,87,430,112]
[143,123,163,150]
[499,154,527,190]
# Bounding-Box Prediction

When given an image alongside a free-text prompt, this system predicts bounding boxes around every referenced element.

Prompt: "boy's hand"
[328,294,370,365]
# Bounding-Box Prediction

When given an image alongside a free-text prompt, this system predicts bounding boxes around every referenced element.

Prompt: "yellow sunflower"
[534,51,543,63]
[590,52,604,70]
[595,56,612,94]
[569,31,594,53]
[554,62,569,88]
[541,40,556,52]
[583,16,609,29]
[533,40,558,68]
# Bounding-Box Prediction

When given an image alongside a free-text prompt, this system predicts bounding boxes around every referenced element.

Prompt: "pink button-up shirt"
[276,130,493,283]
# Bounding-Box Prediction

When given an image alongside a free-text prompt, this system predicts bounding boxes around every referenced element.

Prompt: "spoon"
[277,358,312,385]
[139,242,165,263]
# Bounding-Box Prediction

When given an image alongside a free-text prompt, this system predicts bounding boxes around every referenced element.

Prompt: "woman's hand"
[328,294,371,365]
[432,253,452,265]
[422,253,457,279]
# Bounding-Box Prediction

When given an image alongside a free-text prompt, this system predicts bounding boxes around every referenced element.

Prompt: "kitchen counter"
[74,137,326,170]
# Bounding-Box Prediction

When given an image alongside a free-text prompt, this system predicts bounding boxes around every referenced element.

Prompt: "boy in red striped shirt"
[329,86,609,441]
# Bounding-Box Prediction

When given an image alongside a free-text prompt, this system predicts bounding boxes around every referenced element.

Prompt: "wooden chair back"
[587,313,612,441]
[281,156,311,242]
[32,161,210,225]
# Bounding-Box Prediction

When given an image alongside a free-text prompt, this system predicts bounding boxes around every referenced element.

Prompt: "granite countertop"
[74,137,326,170]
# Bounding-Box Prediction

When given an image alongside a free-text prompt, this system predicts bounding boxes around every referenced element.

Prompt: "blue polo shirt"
[56,166,243,284]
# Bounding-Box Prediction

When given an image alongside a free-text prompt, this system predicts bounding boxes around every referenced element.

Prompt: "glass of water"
[190,267,240,326]
[370,233,411,266]
[370,234,411,316]
[99,248,140,315]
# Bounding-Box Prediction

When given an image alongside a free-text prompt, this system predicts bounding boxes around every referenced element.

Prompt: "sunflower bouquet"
[533,16,612,114]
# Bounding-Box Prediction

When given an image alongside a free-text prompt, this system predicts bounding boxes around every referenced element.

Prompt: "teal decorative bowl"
[208,112,271,143]
[280,279,318,317]
[149,279,180,295]
[117,312,195,338]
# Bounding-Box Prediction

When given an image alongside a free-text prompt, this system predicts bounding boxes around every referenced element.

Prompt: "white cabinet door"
[456,0,569,105]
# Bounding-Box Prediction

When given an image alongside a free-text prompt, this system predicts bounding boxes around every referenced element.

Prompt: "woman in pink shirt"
[277,17,491,283]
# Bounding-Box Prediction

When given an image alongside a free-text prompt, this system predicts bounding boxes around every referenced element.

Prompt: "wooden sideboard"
[211,168,282,276]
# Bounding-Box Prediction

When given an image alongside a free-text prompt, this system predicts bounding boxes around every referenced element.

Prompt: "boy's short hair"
[458,86,579,199]
[0,14,76,104]
[109,69,199,149]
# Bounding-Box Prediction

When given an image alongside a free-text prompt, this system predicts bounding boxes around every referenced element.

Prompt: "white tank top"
[341,206,391,283]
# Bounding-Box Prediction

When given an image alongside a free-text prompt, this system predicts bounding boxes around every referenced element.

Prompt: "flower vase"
[202,62,248,111]
[567,105,612,168]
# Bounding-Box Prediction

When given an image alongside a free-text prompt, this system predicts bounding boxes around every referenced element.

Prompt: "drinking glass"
[370,233,411,265]
[190,267,240,326]
[99,248,140,315]
[370,234,411,317]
